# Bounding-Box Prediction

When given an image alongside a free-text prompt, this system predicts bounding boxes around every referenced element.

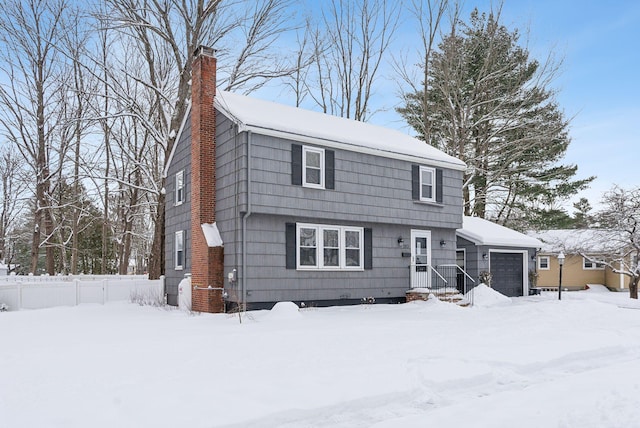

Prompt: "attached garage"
[489,251,525,297]
[456,217,542,297]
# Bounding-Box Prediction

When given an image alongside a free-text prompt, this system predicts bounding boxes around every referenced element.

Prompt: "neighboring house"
[456,217,542,297]
[527,229,633,291]
[163,46,468,312]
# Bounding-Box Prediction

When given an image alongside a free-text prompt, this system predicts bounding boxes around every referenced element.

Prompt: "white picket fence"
[0,275,165,311]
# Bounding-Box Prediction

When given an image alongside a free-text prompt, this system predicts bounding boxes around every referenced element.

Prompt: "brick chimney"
[190,46,224,313]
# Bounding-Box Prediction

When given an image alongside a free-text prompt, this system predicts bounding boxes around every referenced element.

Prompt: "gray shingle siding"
[229,214,458,304]
[248,133,463,229]
[164,116,193,305]
[165,106,464,306]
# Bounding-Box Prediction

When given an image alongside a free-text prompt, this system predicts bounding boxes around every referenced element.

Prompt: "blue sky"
[494,0,640,210]
[390,1,640,210]
[270,0,640,212]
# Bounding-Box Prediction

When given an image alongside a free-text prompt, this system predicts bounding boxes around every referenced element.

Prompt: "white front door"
[411,230,431,289]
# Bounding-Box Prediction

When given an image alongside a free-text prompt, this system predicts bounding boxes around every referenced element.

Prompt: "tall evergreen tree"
[397,8,593,227]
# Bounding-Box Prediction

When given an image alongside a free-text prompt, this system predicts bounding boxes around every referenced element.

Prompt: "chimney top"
[194,45,216,59]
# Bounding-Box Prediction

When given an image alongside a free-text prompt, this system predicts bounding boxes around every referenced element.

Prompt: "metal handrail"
[438,264,476,283]
[430,265,448,284]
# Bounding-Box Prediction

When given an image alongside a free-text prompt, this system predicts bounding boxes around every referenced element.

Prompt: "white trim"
[175,169,185,205]
[537,255,550,270]
[302,146,325,189]
[488,249,529,295]
[455,248,466,269]
[410,229,432,288]
[419,166,436,202]
[174,230,184,270]
[456,248,467,291]
[163,103,192,178]
[237,124,467,171]
[296,223,364,271]
[582,257,605,270]
[167,96,466,179]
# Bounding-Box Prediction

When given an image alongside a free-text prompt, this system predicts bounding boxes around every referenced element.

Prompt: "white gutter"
[241,130,252,310]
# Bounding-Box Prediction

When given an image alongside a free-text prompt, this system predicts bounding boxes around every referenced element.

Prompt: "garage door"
[490,252,524,297]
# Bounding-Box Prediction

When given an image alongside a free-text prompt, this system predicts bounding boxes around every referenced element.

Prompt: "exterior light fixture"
[440,239,446,248]
[397,237,404,247]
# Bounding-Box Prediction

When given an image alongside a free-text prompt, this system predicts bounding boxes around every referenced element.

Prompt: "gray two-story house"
[164,46,467,312]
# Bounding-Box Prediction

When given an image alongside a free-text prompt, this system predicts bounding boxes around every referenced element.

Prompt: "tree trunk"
[30,198,42,274]
[147,186,165,279]
[119,225,132,275]
[630,277,638,300]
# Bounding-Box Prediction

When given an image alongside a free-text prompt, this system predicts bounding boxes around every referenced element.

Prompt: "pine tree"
[397,8,593,227]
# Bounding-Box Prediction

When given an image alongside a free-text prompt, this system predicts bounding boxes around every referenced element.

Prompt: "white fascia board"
[456,229,543,248]
[163,102,192,178]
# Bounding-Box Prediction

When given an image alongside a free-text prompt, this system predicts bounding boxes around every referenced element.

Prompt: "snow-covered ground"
[2,286,640,428]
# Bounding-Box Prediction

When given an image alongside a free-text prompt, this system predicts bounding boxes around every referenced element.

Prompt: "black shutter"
[364,228,373,270]
[291,144,302,185]
[285,223,297,269]
[436,168,443,203]
[411,165,420,200]
[325,150,335,189]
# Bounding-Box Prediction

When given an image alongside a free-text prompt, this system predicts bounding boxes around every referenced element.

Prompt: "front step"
[406,288,469,306]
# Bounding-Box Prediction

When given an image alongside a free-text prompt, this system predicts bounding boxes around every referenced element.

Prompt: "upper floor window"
[291,144,335,189]
[412,164,443,203]
[583,257,604,270]
[538,256,550,270]
[420,166,436,202]
[296,223,363,270]
[175,170,185,205]
[175,230,184,270]
[303,146,325,188]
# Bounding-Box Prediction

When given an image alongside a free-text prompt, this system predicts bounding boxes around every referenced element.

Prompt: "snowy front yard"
[2,287,640,428]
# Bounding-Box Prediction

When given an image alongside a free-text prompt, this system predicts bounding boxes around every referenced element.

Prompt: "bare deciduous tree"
[0,0,72,274]
[582,187,640,299]
[393,0,451,142]
[304,0,400,121]
[0,146,27,265]
[98,0,298,278]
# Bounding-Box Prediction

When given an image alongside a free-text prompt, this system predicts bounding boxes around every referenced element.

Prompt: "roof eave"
[240,124,468,171]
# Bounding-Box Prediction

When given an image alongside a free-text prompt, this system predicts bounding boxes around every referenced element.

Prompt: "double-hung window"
[420,166,436,202]
[583,257,604,270]
[412,165,442,203]
[538,256,550,270]
[297,223,363,270]
[175,170,185,205]
[302,146,325,188]
[175,231,184,270]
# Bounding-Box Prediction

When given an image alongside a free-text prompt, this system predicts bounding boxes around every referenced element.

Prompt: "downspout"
[241,130,252,310]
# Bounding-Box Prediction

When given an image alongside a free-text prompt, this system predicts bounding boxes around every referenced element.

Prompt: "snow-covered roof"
[457,216,543,248]
[527,229,624,253]
[214,91,466,171]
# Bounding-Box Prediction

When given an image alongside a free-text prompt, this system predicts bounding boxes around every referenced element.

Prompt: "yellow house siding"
[604,258,632,290]
[537,254,605,289]
[537,254,635,290]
